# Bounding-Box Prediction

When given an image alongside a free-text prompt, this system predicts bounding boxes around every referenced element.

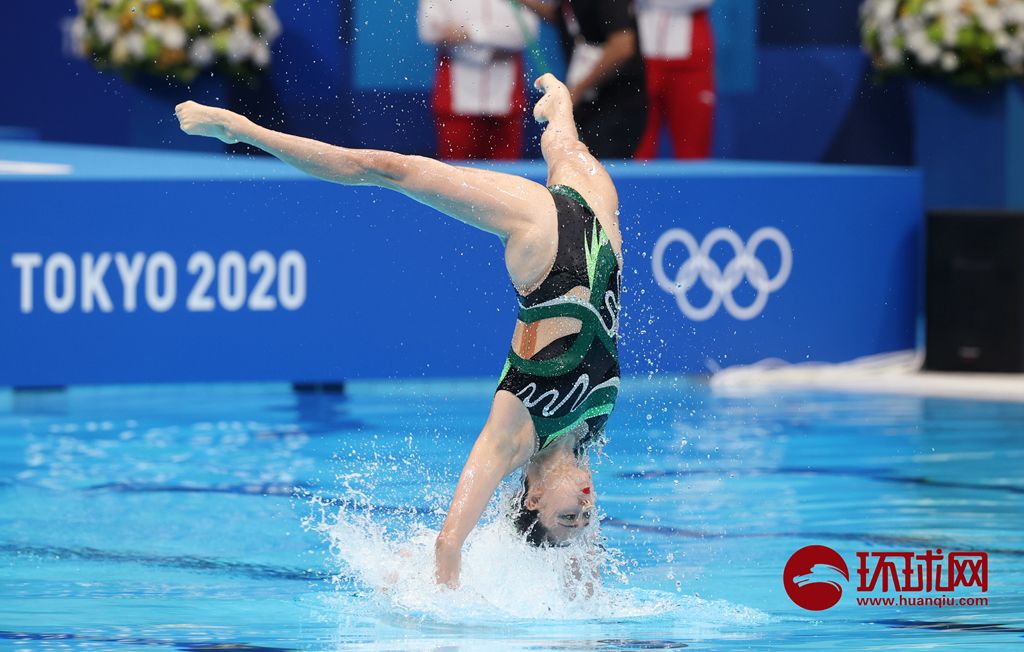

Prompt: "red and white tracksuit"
[635,0,716,159]
[417,0,539,160]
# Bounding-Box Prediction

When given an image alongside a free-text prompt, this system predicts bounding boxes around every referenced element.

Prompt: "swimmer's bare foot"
[175,101,248,144]
[532,74,573,127]
[533,74,582,157]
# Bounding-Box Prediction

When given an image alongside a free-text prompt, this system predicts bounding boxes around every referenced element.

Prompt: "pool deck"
[712,350,1024,402]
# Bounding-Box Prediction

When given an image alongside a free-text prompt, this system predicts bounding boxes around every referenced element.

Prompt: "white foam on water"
[309,491,771,629]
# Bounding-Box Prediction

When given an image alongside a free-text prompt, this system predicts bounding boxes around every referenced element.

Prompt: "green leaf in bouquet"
[182,0,201,30]
[163,0,183,19]
[958,25,978,49]
[977,32,996,55]
[212,31,230,56]
[83,37,100,60]
[144,35,161,60]
[864,27,879,48]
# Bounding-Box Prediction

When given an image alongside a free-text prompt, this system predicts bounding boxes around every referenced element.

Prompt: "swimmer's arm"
[174,101,549,239]
[435,429,526,587]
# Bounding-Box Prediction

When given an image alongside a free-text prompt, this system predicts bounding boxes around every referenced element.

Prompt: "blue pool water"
[1,379,1022,650]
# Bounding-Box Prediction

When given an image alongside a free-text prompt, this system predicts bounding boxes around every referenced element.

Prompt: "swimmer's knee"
[362,150,409,184]
[541,133,592,168]
[358,150,434,188]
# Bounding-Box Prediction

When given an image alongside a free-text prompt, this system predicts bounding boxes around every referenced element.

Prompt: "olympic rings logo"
[652,227,793,321]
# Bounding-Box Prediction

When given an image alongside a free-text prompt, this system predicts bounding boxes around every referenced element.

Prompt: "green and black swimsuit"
[496,185,621,453]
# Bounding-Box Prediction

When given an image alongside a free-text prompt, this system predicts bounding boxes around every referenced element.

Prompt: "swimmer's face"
[526,465,595,544]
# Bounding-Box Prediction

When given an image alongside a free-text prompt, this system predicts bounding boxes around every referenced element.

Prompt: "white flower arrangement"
[861,0,1024,84]
[69,0,282,83]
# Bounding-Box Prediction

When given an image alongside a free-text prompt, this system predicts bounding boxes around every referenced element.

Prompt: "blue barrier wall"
[911,82,1024,210]
[1,142,921,386]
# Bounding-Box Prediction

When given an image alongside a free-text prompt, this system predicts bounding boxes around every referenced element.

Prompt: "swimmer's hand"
[532,73,573,125]
[174,101,248,144]
[434,536,461,589]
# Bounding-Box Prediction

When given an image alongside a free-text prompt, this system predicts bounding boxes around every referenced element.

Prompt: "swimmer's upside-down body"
[175,74,623,588]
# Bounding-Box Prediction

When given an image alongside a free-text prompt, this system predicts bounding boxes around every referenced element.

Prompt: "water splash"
[302,443,771,634]
[315,501,674,623]
[306,483,768,630]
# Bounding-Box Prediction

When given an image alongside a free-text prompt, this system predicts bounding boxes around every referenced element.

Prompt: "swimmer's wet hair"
[511,476,558,547]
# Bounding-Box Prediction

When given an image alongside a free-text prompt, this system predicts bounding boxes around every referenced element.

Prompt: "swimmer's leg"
[435,390,536,588]
[256,136,550,240]
[532,74,618,222]
[373,157,551,241]
[174,100,550,240]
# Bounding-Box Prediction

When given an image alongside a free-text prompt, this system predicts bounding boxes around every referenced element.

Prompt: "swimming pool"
[1,378,1022,650]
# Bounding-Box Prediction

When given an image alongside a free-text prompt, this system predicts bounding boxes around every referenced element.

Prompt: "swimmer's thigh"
[542,138,618,222]
[387,157,552,239]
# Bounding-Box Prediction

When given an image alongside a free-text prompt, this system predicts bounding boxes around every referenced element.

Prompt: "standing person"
[418,0,540,160]
[174,73,622,587]
[634,0,716,159]
[520,0,647,159]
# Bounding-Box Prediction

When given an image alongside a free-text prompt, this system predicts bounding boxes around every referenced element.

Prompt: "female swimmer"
[175,74,622,588]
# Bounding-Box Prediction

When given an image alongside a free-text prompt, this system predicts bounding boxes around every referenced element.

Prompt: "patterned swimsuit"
[496,185,621,452]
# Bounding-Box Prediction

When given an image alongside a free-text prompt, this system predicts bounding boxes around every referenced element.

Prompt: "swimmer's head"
[511,463,595,547]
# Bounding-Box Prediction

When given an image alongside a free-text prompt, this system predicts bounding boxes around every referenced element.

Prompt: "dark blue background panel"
[758,0,861,46]
[1,142,921,385]
[0,0,918,172]
[353,0,756,94]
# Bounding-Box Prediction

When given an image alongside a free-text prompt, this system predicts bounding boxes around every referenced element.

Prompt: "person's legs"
[436,114,452,159]
[534,75,586,167]
[177,76,563,246]
[371,151,551,238]
[470,116,494,160]
[636,59,668,160]
[574,95,647,160]
[533,74,619,237]
[486,114,525,160]
[665,65,715,159]
[615,93,650,159]
[571,101,601,149]
[437,113,477,160]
